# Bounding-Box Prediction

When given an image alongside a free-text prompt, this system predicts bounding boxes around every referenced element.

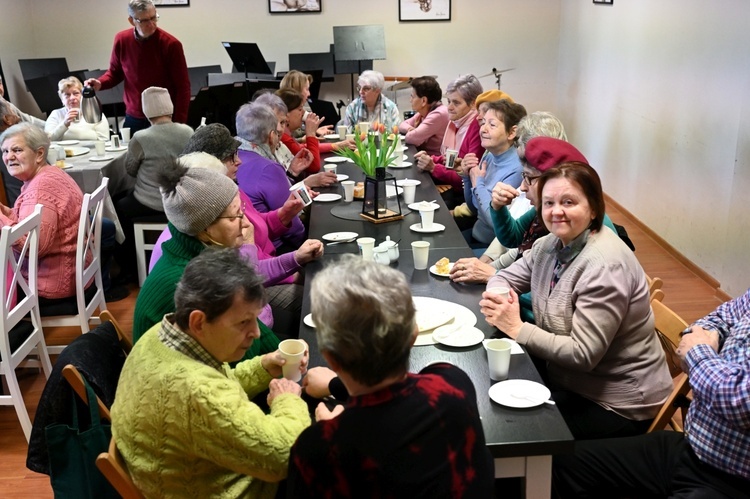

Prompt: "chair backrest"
[99,310,133,354]
[62,364,112,422]
[646,275,663,300]
[75,177,109,329]
[97,437,145,499]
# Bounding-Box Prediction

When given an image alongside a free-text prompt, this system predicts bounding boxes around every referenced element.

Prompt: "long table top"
[297,144,574,459]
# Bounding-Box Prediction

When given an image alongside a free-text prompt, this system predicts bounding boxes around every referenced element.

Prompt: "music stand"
[333,25,386,99]
[221,42,273,79]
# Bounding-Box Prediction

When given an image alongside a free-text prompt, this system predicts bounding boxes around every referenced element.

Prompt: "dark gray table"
[298,149,573,498]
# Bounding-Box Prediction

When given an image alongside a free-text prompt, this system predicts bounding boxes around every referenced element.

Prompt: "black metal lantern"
[360,168,403,223]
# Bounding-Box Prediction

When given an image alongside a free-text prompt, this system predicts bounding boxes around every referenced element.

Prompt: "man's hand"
[677,326,720,371]
[83,78,102,91]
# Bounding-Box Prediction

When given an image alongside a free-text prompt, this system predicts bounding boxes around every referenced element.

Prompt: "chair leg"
[5,373,33,442]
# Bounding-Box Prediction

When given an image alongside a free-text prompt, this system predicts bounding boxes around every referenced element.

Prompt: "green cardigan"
[132,224,279,358]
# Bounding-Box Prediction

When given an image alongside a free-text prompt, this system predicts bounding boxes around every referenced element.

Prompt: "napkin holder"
[360,168,403,224]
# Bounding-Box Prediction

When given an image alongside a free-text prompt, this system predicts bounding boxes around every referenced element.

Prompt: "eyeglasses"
[356,85,374,93]
[522,172,541,186]
[216,202,246,221]
[134,13,159,24]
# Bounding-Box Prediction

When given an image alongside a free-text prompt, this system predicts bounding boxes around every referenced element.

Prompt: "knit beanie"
[181,123,240,160]
[160,163,238,236]
[525,137,588,172]
[475,89,514,107]
[141,86,173,119]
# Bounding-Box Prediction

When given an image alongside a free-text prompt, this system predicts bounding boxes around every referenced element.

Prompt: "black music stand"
[221,42,273,79]
[332,25,386,99]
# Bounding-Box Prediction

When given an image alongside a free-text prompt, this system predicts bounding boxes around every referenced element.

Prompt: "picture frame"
[399,0,451,22]
[153,0,190,6]
[268,0,322,14]
[592,0,614,4]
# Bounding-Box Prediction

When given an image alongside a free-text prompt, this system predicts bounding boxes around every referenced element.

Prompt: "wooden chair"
[0,204,53,441]
[648,298,693,432]
[42,178,109,354]
[97,437,145,499]
[100,310,133,354]
[646,275,664,300]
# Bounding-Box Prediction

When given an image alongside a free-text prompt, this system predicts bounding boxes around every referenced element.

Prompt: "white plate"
[489,379,552,408]
[336,174,349,182]
[396,179,421,187]
[323,134,341,141]
[429,262,454,277]
[63,146,90,157]
[408,201,440,211]
[415,307,454,332]
[433,325,485,348]
[325,156,348,163]
[410,222,446,233]
[105,146,128,152]
[89,155,115,162]
[388,161,412,169]
[55,140,79,146]
[322,231,358,242]
[413,296,477,346]
[314,193,342,202]
[303,313,315,328]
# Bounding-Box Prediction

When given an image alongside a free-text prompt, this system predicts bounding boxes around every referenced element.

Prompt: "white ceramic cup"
[357,237,376,261]
[419,205,436,229]
[278,339,306,382]
[337,125,348,140]
[323,164,337,175]
[411,241,430,270]
[289,181,313,207]
[94,140,106,157]
[400,179,419,204]
[358,122,370,134]
[342,180,355,202]
[486,286,511,300]
[346,133,355,141]
[486,338,512,381]
[120,127,131,143]
[47,146,59,165]
[445,148,458,169]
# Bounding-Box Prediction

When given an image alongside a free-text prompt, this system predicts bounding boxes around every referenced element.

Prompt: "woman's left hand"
[261,340,310,379]
[480,288,523,339]
[316,125,333,137]
[315,402,345,422]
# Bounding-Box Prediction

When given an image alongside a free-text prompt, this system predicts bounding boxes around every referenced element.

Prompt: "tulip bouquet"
[335,123,401,177]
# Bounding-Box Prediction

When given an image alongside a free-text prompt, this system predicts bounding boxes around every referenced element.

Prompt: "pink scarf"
[441,109,478,155]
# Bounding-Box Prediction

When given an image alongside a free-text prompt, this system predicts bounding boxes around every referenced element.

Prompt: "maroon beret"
[524,137,588,172]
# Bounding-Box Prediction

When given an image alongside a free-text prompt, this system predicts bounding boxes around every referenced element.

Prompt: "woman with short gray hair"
[341,69,401,132]
[288,255,493,496]
[45,76,110,141]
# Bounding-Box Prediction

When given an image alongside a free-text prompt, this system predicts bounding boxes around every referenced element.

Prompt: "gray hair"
[516,111,567,162]
[0,122,50,157]
[254,92,287,115]
[174,248,266,331]
[0,98,13,118]
[357,70,385,91]
[128,0,154,17]
[311,255,415,387]
[57,76,83,98]
[445,74,483,106]
[179,151,227,175]
[235,102,277,143]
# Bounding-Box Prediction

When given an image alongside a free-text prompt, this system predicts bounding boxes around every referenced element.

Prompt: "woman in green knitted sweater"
[132,157,279,357]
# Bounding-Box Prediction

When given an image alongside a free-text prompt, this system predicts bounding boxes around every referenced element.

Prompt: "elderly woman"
[287,256,493,496]
[280,69,332,137]
[114,248,311,498]
[341,70,401,132]
[397,76,449,156]
[44,77,110,141]
[481,162,672,440]
[414,74,485,207]
[0,123,84,306]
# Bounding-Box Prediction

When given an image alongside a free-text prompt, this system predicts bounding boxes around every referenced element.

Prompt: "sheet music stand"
[333,25,386,99]
[221,42,273,79]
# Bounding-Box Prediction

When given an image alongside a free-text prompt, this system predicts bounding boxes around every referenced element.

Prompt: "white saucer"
[433,325,484,348]
[408,202,440,211]
[314,193,342,202]
[322,231,358,242]
[89,155,115,162]
[410,223,446,233]
[336,174,349,182]
[325,156,348,163]
[489,379,552,408]
[429,262,454,277]
[105,146,127,152]
[388,162,412,169]
[303,313,315,328]
[55,140,79,146]
[323,134,341,141]
[396,179,421,187]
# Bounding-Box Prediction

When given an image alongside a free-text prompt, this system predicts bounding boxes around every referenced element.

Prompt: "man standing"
[85,0,190,134]
[553,289,750,498]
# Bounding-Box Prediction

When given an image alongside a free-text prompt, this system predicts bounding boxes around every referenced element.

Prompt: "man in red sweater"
[85,0,190,134]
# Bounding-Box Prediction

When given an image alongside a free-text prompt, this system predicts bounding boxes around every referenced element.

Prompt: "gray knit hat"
[159,159,238,236]
[181,123,240,160]
[142,86,173,119]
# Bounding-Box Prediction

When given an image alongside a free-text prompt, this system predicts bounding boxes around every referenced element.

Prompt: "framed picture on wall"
[399,0,451,22]
[268,0,322,13]
[153,0,190,6]
[592,0,614,4]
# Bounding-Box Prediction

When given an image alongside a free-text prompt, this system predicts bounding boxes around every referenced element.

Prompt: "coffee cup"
[120,127,131,143]
[323,164,337,175]
[411,241,430,270]
[445,149,458,169]
[94,140,106,157]
[289,181,312,207]
[357,237,376,261]
[400,179,419,205]
[486,286,511,300]
[337,125,348,140]
[278,339,306,382]
[486,338,512,381]
[342,180,355,202]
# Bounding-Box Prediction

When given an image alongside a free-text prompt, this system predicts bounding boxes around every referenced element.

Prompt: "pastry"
[353,182,365,199]
[435,257,450,274]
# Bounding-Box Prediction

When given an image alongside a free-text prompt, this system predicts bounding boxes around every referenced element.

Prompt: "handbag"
[45,378,119,499]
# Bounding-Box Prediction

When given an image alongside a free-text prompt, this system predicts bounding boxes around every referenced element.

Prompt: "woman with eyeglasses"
[45,76,110,141]
[340,70,401,133]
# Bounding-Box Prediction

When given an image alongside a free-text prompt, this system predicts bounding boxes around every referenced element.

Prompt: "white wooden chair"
[42,178,109,354]
[0,204,53,441]
[133,222,167,287]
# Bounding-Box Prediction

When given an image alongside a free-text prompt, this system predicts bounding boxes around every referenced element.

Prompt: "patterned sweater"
[112,327,310,498]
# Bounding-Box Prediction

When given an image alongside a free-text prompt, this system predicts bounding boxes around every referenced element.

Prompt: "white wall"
[556,0,750,297]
